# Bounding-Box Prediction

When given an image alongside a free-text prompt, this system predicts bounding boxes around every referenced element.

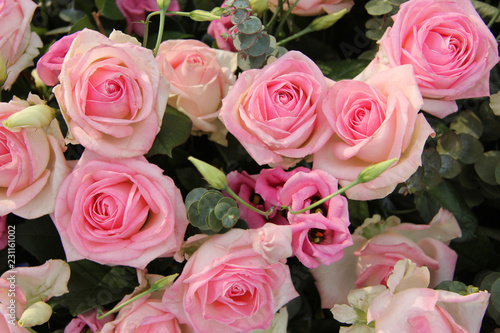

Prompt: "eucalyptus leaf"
[233,33,259,50]
[365,0,393,16]
[436,131,463,159]
[95,0,125,20]
[238,16,263,35]
[233,0,250,8]
[238,53,266,70]
[458,133,484,164]
[222,207,240,228]
[207,210,223,232]
[232,9,249,25]
[215,202,233,219]
[439,154,461,179]
[450,110,483,139]
[198,190,224,214]
[247,33,270,56]
[474,151,500,185]
[188,202,208,228]
[59,9,86,23]
[491,277,500,313]
[185,188,208,208]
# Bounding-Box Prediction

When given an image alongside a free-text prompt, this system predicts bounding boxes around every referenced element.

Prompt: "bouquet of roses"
[1,0,500,331]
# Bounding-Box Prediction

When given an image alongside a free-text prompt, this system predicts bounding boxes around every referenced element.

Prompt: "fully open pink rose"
[52,151,189,269]
[0,0,43,89]
[0,95,70,219]
[53,29,169,158]
[116,0,180,37]
[367,288,490,332]
[156,39,237,145]
[219,51,333,168]
[163,227,298,333]
[268,0,353,16]
[313,65,434,200]
[367,0,500,118]
[36,32,79,86]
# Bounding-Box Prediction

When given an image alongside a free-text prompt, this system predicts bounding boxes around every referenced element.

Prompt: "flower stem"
[275,0,300,37]
[97,289,155,320]
[224,186,275,218]
[276,26,314,46]
[488,3,500,28]
[153,7,168,57]
[143,11,161,48]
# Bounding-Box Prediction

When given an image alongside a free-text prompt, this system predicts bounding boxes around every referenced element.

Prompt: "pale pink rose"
[0,0,43,90]
[219,51,333,168]
[311,209,461,308]
[0,95,70,219]
[207,14,237,52]
[0,216,6,250]
[156,39,237,145]
[53,29,169,158]
[64,308,113,333]
[116,0,180,37]
[36,32,79,86]
[367,0,500,118]
[279,169,352,268]
[162,227,298,333]
[52,150,189,269]
[367,288,490,332]
[226,170,287,229]
[268,0,353,16]
[313,65,434,200]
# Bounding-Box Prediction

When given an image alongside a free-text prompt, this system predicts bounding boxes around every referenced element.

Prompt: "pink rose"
[0,95,70,219]
[53,29,169,158]
[163,227,298,333]
[207,14,237,52]
[367,0,500,118]
[116,0,180,37]
[367,288,490,332]
[0,0,43,89]
[36,32,79,86]
[219,51,333,168]
[279,169,352,268]
[52,151,189,269]
[156,39,237,145]
[267,0,353,16]
[311,209,461,308]
[313,65,434,200]
[64,309,113,333]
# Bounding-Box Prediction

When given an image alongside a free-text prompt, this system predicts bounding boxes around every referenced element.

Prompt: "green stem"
[276,26,314,46]
[97,289,155,320]
[488,3,500,28]
[286,179,362,215]
[153,7,168,57]
[224,187,275,218]
[143,11,161,48]
[266,0,284,33]
[275,0,300,37]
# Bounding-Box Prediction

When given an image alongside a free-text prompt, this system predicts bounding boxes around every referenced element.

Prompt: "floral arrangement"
[1,0,500,332]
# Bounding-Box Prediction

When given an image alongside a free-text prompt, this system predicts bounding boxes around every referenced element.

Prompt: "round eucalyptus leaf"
[188,202,208,229]
[450,110,483,139]
[439,154,461,179]
[459,133,484,164]
[198,190,224,214]
[185,188,208,208]
[214,202,233,220]
[222,207,241,228]
[247,33,270,56]
[365,0,393,16]
[233,0,250,9]
[437,131,463,159]
[231,8,249,25]
[233,33,259,50]
[238,53,266,70]
[207,210,223,232]
[474,151,500,185]
[238,16,263,35]
[217,196,237,208]
[491,277,500,313]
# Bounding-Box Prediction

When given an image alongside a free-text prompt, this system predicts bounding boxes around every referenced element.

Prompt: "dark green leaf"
[458,133,484,164]
[231,9,249,25]
[491,277,500,313]
[188,202,208,228]
[222,207,240,228]
[233,33,259,50]
[198,190,224,214]
[207,210,223,232]
[59,9,86,23]
[436,131,463,159]
[247,33,270,56]
[215,202,232,219]
[95,0,125,20]
[237,17,263,35]
[439,154,461,179]
[238,53,266,70]
[474,151,500,185]
[69,16,97,34]
[59,261,137,316]
[427,180,478,241]
[147,106,192,158]
[218,197,237,208]
[16,216,66,262]
[317,59,371,81]
[233,0,250,8]
[185,188,208,208]
[365,0,393,15]
[450,110,483,139]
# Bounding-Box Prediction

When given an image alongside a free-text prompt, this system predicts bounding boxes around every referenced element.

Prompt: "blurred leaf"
[59,261,137,316]
[415,191,441,223]
[450,110,483,139]
[427,180,478,241]
[147,106,192,158]
[472,1,500,23]
[482,117,500,141]
[16,216,66,262]
[238,17,263,34]
[436,131,463,159]
[234,0,250,8]
[474,151,500,185]
[365,0,393,15]
[188,202,207,228]
[490,277,500,313]
[347,199,371,228]
[69,15,97,34]
[59,9,86,23]
[422,149,442,187]
[232,9,249,25]
[452,228,492,273]
[317,59,371,81]
[458,133,484,164]
[439,154,461,179]
[238,53,266,70]
[95,0,124,20]
[366,29,384,40]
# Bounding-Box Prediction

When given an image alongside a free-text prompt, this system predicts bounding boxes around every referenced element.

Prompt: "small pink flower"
[207,13,237,52]
[64,309,113,333]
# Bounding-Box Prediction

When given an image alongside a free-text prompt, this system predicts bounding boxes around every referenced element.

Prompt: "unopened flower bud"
[157,0,172,11]
[188,156,228,190]
[2,104,56,132]
[310,9,348,31]
[151,273,179,291]
[0,54,6,87]
[250,0,268,14]
[18,301,53,328]
[189,9,221,21]
[31,69,46,91]
[357,158,398,183]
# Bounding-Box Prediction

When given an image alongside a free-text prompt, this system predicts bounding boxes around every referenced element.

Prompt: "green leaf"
[198,190,224,214]
[231,9,249,25]
[427,180,478,241]
[238,17,263,35]
[365,0,393,16]
[16,216,66,262]
[422,149,442,187]
[207,210,223,232]
[59,9,86,24]
[58,261,137,316]
[439,154,461,179]
[246,33,270,56]
[69,15,97,34]
[491,277,500,313]
[237,53,266,70]
[472,1,500,23]
[317,59,371,81]
[233,0,250,8]
[95,0,125,20]
[147,106,192,158]
[474,151,500,185]
[458,133,484,164]
[222,207,240,228]
[214,202,233,220]
[185,188,208,208]
[450,110,483,139]
[436,131,463,159]
[188,202,208,229]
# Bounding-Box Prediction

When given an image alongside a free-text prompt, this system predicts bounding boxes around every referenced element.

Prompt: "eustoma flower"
[53,29,169,158]
[313,65,434,200]
[52,151,189,269]
[361,0,500,118]
[219,51,333,168]
[162,225,298,333]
